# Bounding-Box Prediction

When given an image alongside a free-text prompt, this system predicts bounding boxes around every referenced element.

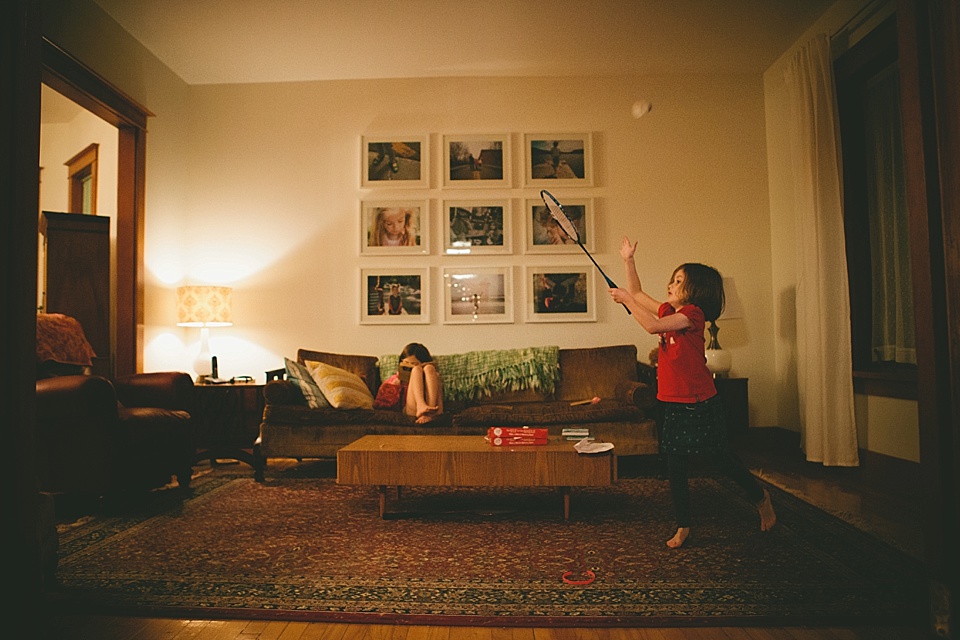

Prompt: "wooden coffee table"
[336,434,617,520]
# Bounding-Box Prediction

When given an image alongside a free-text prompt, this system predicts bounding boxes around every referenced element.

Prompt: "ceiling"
[91,0,835,85]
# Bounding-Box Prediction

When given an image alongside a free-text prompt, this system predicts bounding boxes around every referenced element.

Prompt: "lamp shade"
[720,277,744,320]
[177,286,233,327]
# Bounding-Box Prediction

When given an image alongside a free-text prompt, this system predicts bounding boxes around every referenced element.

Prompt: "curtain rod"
[831,0,889,39]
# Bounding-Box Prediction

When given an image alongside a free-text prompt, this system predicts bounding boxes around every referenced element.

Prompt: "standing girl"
[609,237,775,548]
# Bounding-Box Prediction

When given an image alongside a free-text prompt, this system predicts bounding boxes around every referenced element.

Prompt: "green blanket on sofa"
[378,346,560,403]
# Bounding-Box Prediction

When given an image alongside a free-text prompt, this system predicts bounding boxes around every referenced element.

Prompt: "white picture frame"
[360,268,430,324]
[523,266,597,323]
[523,133,593,187]
[442,266,514,324]
[361,135,429,188]
[524,196,594,254]
[442,199,512,255]
[360,199,430,255]
[442,134,511,188]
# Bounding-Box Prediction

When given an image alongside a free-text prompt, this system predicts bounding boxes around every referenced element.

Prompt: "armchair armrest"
[113,371,195,412]
[35,375,119,494]
[615,380,657,411]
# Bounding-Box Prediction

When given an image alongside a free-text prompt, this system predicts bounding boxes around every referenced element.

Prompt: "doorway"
[41,38,152,377]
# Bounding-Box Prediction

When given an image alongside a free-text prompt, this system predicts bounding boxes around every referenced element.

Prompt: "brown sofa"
[254,344,658,482]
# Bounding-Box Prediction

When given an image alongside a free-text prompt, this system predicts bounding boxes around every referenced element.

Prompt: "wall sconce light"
[177,285,233,380]
[705,277,744,377]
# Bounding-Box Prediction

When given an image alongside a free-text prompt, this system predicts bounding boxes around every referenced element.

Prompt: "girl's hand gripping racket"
[539,189,631,315]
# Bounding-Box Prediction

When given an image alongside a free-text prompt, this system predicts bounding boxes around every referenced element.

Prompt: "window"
[835,14,916,399]
[66,142,98,214]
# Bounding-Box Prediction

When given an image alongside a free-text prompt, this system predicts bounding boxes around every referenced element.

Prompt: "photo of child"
[362,270,429,325]
[361,202,428,254]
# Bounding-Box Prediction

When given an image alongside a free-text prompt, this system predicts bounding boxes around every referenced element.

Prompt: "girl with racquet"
[608,237,775,548]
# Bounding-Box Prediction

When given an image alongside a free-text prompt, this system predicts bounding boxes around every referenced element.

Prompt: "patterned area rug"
[49,463,925,627]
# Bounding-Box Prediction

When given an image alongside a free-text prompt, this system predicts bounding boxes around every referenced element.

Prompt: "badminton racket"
[539,189,631,315]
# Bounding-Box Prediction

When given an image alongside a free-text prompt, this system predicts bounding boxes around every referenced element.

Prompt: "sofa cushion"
[299,349,380,395]
[263,404,451,428]
[284,358,330,409]
[308,362,375,410]
[555,345,639,402]
[452,400,642,427]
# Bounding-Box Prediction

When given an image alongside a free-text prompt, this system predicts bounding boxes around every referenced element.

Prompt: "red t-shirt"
[656,302,716,403]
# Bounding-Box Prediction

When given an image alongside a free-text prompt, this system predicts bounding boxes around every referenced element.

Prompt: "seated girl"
[397,342,443,424]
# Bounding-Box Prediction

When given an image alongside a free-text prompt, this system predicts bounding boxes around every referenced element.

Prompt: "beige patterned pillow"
[307,361,375,410]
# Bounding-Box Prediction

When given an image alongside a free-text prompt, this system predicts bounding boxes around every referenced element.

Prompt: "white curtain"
[784,34,860,467]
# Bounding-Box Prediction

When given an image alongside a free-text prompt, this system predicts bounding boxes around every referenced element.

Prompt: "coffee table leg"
[562,487,570,520]
[378,485,387,518]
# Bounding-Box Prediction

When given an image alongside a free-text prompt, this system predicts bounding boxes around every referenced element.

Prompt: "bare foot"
[416,405,438,418]
[666,527,690,549]
[758,489,777,531]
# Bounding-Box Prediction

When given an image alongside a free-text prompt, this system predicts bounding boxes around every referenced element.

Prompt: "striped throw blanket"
[378,346,560,403]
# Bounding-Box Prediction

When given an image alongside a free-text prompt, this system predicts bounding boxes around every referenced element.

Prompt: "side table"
[714,377,748,441]
[192,382,265,467]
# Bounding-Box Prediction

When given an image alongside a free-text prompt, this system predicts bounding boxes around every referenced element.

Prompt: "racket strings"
[545,200,580,243]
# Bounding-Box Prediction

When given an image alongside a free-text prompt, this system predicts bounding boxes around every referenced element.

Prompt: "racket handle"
[601,276,632,315]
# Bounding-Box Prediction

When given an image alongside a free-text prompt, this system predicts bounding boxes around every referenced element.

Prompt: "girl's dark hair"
[675,263,725,322]
[400,342,433,362]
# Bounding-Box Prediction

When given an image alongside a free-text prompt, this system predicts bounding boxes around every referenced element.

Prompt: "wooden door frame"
[41,39,151,377]
[898,0,960,633]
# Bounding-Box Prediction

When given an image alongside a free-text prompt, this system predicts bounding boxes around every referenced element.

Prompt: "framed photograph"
[360,199,430,255]
[524,266,597,323]
[361,268,429,325]
[523,133,593,187]
[442,134,511,188]
[442,199,511,255]
[524,196,594,254]
[361,135,429,188]
[442,267,514,324]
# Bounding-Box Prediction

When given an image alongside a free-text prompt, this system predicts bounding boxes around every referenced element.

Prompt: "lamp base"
[705,348,732,377]
[193,327,213,377]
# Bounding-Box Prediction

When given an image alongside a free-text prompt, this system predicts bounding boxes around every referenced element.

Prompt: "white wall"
[133,74,778,431]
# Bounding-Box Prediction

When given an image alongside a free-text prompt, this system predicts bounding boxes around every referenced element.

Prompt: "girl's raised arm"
[620,236,661,315]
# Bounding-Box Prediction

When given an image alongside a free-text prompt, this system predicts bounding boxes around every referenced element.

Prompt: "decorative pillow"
[284,357,330,409]
[374,374,404,410]
[308,361,375,410]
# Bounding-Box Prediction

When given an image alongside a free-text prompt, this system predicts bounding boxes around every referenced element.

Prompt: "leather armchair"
[36,372,195,500]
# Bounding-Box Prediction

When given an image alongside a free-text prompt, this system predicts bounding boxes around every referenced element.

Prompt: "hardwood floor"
[41,429,930,640]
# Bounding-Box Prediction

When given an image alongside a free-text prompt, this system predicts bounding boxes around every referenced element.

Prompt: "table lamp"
[177,285,233,380]
[705,277,744,377]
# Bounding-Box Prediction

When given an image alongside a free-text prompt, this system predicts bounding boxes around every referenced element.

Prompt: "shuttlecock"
[632,100,652,118]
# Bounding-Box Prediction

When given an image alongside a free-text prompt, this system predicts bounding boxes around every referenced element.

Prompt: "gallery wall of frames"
[360,132,599,326]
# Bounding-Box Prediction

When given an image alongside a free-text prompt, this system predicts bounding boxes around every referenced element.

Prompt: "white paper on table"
[574,438,615,454]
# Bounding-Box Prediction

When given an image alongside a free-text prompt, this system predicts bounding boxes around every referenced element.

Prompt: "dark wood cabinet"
[714,377,748,441]
[40,211,111,376]
[192,383,265,467]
